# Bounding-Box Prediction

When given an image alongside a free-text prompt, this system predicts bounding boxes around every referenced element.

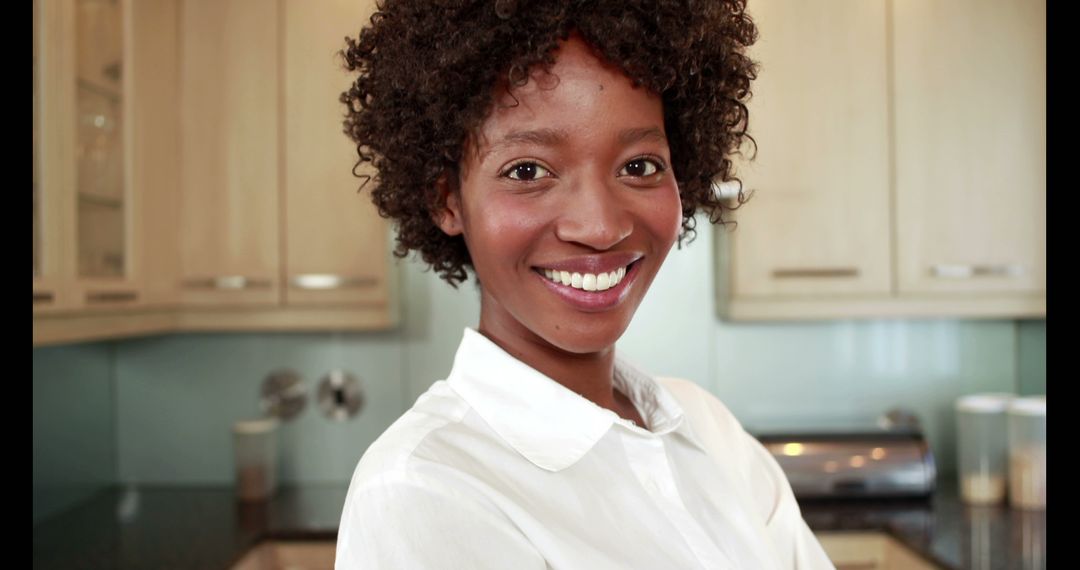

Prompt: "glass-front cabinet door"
[74,0,140,308]
[76,0,126,280]
[35,0,140,315]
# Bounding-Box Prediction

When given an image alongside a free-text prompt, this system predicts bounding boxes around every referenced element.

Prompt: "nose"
[553,176,633,250]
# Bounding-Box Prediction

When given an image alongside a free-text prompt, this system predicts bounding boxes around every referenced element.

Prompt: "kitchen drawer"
[815,531,944,570]
[230,540,335,570]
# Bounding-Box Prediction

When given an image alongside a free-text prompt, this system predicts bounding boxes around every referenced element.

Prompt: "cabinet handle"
[835,564,878,570]
[771,267,859,279]
[33,291,54,304]
[86,291,138,303]
[930,264,1025,278]
[182,276,273,290]
[289,274,378,290]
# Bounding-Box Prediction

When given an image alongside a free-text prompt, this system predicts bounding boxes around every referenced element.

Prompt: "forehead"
[468,36,665,156]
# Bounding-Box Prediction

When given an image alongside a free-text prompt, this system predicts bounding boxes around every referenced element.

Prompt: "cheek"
[465,198,547,266]
[655,185,685,246]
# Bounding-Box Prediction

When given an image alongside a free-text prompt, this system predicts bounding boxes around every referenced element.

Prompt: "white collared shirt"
[336,327,834,569]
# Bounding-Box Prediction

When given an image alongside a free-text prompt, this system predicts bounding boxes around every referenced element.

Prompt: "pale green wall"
[1017,319,1047,396]
[33,341,117,524]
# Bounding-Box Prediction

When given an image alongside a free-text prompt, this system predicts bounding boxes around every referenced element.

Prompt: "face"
[435,35,683,356]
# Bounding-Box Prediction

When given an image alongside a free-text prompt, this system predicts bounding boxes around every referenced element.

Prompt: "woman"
[336,1,834,568]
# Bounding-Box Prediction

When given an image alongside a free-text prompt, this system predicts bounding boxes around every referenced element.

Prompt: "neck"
[476,316,620,413]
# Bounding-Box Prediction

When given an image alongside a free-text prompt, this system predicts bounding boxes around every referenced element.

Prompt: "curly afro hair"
[341,0,759,288]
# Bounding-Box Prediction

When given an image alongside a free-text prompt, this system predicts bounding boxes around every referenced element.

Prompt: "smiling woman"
[335,1,834,569]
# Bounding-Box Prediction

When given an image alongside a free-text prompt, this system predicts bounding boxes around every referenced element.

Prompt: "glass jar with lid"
[955,393,1014,504]
[1007,396,1046,510]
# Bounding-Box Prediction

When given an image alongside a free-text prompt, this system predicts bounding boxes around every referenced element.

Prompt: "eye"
[619,157,665,178]
[503,161,553,181]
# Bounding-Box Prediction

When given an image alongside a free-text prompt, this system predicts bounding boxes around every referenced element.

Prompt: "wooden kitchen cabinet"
[719,0,892,300]
[34,0,182,344]
[892,0,1046,299]
[815,531,944,570]
[34,0,394,347]
[175,0,396,331]
[176,0,281,307]
[280,0,390,310]
[716,0,1045,321]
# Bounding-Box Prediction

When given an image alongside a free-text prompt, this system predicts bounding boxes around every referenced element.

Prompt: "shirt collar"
[446,327,708,472]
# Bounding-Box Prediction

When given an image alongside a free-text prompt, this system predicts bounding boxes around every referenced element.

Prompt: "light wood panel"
[731,0,891,298]
[178,0,280,306]
[129,0,181,308]
[892,0,1045,295]
[34,0,78,314]
[726,294,1045,321]
[33,310,178,346]
[815,531,944,570]
[282,0,389,308]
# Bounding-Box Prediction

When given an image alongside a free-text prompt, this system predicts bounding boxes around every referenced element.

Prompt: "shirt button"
[645,479,660,493]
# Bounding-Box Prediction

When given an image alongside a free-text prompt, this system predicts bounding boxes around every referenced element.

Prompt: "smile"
[531,259,642,312]
[539,265,627,291]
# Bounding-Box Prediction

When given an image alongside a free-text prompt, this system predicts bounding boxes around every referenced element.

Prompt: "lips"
[533,258,642,312]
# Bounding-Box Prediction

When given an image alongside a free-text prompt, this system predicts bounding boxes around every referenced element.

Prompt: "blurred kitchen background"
[34,0,1044,541]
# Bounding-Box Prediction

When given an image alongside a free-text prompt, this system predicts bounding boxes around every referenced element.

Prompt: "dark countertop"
[33,475,1044,569]
[800,475,1046,569]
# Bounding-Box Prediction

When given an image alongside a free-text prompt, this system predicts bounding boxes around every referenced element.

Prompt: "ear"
[432,173,464,237]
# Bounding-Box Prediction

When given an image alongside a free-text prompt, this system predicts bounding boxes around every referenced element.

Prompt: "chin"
[540,318,631,355]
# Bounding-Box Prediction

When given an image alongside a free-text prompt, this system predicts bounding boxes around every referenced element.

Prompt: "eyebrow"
[480,126,667,161]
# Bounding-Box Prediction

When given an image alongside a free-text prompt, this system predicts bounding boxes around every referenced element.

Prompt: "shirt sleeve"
[335,473,548,570]
[742,432,837,570]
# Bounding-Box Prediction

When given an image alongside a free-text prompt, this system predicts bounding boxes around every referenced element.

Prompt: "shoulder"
[342,379,522,512]
[656,376,745,436]
[337,382,546,567]
[347,380,468,485]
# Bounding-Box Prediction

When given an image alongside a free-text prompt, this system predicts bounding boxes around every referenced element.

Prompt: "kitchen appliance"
[751,411,937,499]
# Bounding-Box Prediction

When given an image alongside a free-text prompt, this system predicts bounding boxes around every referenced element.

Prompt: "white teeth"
[540,263,632,292]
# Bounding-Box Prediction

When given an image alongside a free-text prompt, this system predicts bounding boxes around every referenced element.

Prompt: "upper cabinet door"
[34,0,76,313]
[282,0,390,308]
[129,0,181,309]
[178,0,280,306]
[893,0,1045,295]
[73,0,143,310]
[731,0,892,298]
[35,0,143,314]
